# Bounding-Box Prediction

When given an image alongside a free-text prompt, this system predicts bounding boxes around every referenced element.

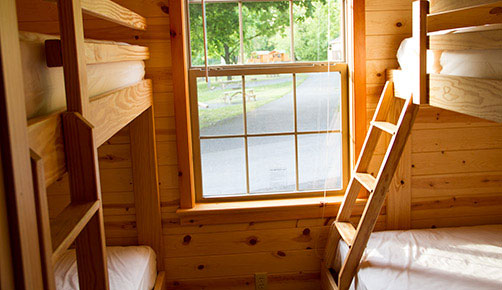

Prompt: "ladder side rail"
[56,0,109,289]
[337,97,419,290]
[336,81,395,223]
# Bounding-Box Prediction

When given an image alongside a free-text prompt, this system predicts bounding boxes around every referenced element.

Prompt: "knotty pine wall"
[17,0,502,288]
[365,0,502,230]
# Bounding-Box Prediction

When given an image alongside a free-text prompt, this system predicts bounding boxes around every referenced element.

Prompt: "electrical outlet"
[255,272,268,290]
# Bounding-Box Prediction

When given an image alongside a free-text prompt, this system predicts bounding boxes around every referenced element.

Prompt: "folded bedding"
[397,37,502,80]
[54,246,157,290]
[334,224,502,290]
[19,31,145,119]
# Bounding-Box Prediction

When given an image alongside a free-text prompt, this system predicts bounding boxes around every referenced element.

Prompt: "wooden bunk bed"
[321,1,502,290]
[1,0,165,289]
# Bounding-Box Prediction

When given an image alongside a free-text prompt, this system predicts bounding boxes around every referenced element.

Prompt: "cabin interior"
[1,0,501,289]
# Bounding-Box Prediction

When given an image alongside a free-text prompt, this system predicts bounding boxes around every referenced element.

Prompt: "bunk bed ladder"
[322,81,419,290]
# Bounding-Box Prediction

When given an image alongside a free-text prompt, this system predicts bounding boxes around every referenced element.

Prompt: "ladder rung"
[354,173,377,193]
[335,221,357,248]
[371,121,398,135]
[50,200,100,263]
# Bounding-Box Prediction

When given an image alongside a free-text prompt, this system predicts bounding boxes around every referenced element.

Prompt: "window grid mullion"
[289,0,295,62]
[241,75,251,194]
[238,1,244,64]
[292,73,299,191]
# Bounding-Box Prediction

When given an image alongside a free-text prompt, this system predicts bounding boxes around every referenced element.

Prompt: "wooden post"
[0,0,45,288]
[130,107,164,270]
[169,0,196,209]
[413,0,429,105]
[31,150,57,290]
[56,0,109,288]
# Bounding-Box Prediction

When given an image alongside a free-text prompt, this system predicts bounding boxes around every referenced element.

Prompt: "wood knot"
[489,7,502,14]
[400,180,405,185]
[134,35,139,40]
[277,251,286,257]
[197,264,204,270]
[178,171,183,177]
[247,236,258,246]
[183,235,191,245]
[302,228,311,235]
[161,5,169,14]
[376,73,382,77]
[170,30,177,37]
[173,281,180,286]
[396,22,403,27]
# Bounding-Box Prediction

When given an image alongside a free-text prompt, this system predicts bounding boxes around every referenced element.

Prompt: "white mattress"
[397,37,502,80]
[334,225,502,290]
[54,246,157,290]
[19,32,145,119]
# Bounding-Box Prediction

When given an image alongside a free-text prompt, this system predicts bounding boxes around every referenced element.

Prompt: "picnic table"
[223,89,257,103]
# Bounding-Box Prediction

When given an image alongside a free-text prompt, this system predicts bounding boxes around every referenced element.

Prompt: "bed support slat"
[427,1,502,33]
[45,39,150,67]
[27,80,153,187]
[47,0,147,30]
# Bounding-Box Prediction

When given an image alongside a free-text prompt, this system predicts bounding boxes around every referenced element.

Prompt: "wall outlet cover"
[255,272,268,290]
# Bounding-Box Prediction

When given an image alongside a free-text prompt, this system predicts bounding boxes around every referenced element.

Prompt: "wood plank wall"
[366,0,502,230]
[16,0,502,288]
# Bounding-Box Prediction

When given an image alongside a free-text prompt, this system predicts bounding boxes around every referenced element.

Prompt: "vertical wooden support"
[62,113,109,290]
[57,0,89,115]
[348,0,367,163]
[56,0,109,288]
[385,141,411,230]
[0,142,15,290]
[413,0,429,105]
[130,107,164,270]
[169,0,196,208]
[0,0,44,288]
[30,150,57,290]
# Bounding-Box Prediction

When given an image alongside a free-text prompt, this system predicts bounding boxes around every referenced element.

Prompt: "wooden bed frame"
[321,1,502,290]
[389,0,502,122]
[1,0,165,289]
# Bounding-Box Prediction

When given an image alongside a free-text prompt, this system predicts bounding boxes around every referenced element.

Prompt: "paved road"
[199,73,344,195]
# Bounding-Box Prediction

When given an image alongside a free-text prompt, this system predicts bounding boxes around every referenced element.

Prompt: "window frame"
[185,0,350,203]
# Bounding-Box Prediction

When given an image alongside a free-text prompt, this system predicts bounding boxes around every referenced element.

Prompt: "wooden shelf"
[50,201,100,263]
[27,79,153,187]
[371,121,397,135]
[45,39,150,67]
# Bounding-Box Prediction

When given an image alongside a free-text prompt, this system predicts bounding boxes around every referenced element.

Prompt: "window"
[187,0,349,201]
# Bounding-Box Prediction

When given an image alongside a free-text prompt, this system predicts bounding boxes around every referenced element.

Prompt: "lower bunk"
[330,225,502,290]
[55,246,165,290]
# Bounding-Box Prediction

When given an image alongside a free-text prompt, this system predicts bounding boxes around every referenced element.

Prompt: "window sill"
[176,196,368,225]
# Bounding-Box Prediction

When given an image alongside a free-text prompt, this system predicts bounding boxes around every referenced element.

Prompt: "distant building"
[247,50,291,64]
[328,38,343,61]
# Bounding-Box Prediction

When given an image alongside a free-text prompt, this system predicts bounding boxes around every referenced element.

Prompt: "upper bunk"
[16,0,154,187]
[387,0,502,123]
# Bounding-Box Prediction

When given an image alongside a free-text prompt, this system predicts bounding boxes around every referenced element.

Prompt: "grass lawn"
[198,74,308,129]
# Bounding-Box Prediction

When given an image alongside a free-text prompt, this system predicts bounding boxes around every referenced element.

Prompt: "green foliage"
[189,0,340,65]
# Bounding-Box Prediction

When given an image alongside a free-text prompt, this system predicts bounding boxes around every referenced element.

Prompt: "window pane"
[243,1,291,64]
[189,2,240,66]
[245,74,294,134]
[294,0,343,62]
[296,72,341,132]
[188,3,204,66]
[298,133,342,191]
[201,138,247,196]
[198,76,244,136]
[248,135,295,193]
